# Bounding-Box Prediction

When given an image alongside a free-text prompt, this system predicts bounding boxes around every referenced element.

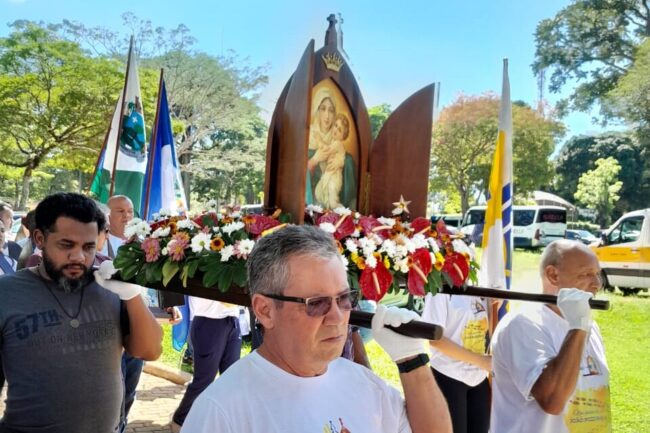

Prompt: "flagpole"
[487,57,512,337]
[109,35,135,198]
[86,115,113,193]
[142,68,164,220]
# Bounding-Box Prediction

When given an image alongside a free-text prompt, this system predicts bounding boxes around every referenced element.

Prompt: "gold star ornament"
[392,195,411,215]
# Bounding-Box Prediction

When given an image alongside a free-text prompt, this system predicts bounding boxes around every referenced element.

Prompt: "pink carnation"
[168,235,189,262]
[141,237,161,262]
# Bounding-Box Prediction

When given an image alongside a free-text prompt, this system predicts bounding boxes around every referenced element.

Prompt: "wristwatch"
[397,353,430,373]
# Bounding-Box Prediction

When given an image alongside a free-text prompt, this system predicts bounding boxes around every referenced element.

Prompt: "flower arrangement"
[304,203,478,301]
[113,199,479,302]
[113,204,287,292]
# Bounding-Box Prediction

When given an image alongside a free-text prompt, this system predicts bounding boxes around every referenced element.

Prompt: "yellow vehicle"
[591,209,650,295]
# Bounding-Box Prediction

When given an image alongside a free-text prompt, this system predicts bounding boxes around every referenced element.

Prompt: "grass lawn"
[593,293,650,432]
[158,249,648,432]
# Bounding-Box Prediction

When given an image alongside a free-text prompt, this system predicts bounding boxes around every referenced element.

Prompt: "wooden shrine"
[264,14,436,222]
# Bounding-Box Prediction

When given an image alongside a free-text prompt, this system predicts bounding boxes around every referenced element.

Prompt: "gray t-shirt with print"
[0,270,128,433]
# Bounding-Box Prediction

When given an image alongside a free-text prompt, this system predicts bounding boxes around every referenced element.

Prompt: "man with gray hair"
[181,225,452,433]
[490,240,611,432]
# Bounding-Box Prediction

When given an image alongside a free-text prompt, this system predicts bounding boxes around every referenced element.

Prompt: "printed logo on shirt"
[14,309,63,339]
[461,317,488,354]
[564,386,612,433]
[471,299,486,315]
[581,355,601,377]
[323,417,352,433]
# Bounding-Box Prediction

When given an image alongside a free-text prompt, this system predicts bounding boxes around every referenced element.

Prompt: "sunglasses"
[261,290,359,317]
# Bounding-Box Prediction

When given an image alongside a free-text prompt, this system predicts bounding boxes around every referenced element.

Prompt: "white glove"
[94,260,143,301]
[557,288,593,332]
[371,305,426,362]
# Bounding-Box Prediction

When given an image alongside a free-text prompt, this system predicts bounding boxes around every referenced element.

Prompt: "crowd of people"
[0,193,611,433]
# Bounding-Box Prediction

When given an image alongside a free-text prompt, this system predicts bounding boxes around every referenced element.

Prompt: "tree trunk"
[77,170,83,193]
[18,166,33,211]
[179,153,191,211]
[460,187,470,217]
[13,181,20,208]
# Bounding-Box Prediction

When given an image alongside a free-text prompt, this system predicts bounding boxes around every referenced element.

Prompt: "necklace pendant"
[69,319,80,328]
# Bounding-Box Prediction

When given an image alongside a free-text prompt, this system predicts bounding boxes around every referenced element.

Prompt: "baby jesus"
[308,113,350,209]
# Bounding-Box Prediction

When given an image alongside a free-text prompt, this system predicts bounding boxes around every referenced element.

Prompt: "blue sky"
[2,0,611,141]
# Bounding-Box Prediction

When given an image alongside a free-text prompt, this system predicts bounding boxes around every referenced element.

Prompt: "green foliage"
[593,294,650,433]
[553,132,649,218]
[574,157,623,227]
[605,39,650,139]
[368,103,392,139]
[533,0,647,116]
[0,21,124,208]
[431,94,563,215]
[63,14,269,209]
[190,118,267,205]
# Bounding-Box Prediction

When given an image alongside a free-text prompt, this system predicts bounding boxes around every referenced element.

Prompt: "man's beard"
[42,252,93,294]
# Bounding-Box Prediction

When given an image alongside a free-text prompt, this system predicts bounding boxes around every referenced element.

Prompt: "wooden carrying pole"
[440,285,610,310]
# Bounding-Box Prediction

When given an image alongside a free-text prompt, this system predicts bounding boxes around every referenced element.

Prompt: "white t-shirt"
[188,296,239,320]
[181,351,412,433]
[421,293,489,386]
[99,233,126,259]
[490,303,611,433]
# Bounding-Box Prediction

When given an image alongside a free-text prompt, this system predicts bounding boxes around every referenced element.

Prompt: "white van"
[591,208,650,295]
[461,205,567,249]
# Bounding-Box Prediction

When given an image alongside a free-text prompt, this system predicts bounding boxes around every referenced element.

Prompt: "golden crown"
[322,52,344,72]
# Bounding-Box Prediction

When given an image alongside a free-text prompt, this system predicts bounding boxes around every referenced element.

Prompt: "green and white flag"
[91,38,147,213]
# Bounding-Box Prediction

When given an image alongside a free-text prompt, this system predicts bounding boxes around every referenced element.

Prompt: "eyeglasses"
[261,290,359,317]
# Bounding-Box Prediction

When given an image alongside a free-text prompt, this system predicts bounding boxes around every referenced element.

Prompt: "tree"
[431,94,563,215]
[61,14,269,209]
[574,157,623,226]
[190,119,267,206]
[0,21,124,209]
[605,39,650,139]
[368,103,392,139]
[533,0,649,117]
[553,132,650,218]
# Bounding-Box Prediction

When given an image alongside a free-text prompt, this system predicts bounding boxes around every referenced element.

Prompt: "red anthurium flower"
[359,216,392,239]
[245,215,280,236]
[192,213,219,229]
[317,212,356,240]
[407,248,433,296]
[359,261,393,301]
[411,217,432,237]
[435,219,451,237]
[442,252,470,287]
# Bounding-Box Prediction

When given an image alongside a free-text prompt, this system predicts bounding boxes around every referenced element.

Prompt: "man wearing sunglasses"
[181,225,451,433]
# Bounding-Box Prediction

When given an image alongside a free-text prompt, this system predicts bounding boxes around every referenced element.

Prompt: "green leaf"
[119,263,140,282]
[135,271,147,286]
[162,260,180,287]
[202,266,223,289]
[218,266,234,293]
[187,259,200,278]
[430,271,443,291]
[233,263,247,287]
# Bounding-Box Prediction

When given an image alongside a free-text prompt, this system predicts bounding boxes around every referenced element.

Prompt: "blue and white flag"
[479,59,513,302]
[140,79,187,220]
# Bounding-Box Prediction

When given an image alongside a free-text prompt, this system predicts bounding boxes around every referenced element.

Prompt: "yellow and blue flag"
[480,59,513,312]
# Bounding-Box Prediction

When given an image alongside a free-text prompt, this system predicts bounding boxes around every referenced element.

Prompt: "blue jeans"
[119,352,144,433]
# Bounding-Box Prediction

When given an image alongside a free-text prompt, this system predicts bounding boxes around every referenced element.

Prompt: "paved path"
[1,372,185,433]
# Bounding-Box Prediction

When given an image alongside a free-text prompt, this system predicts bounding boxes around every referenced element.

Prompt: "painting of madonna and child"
[306,79,359,211]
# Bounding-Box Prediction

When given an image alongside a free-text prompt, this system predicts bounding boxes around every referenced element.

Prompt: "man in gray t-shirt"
[0,271,127,432]
[0,193,163,433]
